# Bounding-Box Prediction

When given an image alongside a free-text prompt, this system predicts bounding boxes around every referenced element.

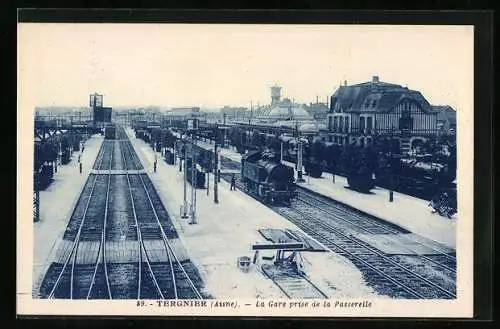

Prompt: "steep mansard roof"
[330,78,434,113]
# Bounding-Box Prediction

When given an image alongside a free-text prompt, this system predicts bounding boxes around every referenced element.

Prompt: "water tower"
[270,85,282,105]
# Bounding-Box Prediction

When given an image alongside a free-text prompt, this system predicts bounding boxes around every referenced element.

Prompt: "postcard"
[17,23,474,317]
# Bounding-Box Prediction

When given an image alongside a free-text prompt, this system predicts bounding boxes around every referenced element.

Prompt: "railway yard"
[33,123,457,301]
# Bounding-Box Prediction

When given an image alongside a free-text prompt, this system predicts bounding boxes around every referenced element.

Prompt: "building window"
[334,116,339,132]
[366,117,373,131]
[328,116,333,131]
[339,116,344,132]
[360,116,365,131]
[371,99,377,108]
[344,116,349,133]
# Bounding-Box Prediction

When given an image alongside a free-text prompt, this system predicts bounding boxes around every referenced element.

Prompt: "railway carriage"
[104,125,116,140]
[164,149,175,165]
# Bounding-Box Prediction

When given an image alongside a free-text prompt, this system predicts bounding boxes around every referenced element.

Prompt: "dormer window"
[371,99,377,108]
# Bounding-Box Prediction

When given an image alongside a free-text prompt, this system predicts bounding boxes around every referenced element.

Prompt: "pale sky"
[18,24,473,112]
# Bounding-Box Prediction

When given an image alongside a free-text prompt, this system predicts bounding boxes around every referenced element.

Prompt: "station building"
[327,76,455,153]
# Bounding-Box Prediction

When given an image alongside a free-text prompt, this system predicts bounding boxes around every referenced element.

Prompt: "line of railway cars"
[132,121,455,209]
[34,132,85,190]
[227,127,456,200]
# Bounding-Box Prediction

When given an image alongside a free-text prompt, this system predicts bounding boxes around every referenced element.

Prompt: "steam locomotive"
[241,149,297,204]
[375,154,456,199]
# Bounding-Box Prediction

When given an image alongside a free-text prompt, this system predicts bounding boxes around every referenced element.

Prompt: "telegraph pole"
[250,101,253,125]
[222,113,227,148]
[181,133,189,218]
[178,138,183,172]
[190,130,198,224]
[280,141,284,164]
[206,167,210,196]
[296,121,305,182]
[214,141,219,204]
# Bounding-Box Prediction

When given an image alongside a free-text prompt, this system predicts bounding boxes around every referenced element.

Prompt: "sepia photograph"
[17,21,476,317]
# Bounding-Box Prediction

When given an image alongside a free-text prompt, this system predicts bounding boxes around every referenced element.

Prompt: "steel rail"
[295,194,456,275]
[298,188,456,267]
[120,136,164,299]
[48,140,108,299]
[283,206,456,299]
[87,141,113,299]
[126,134,202,299]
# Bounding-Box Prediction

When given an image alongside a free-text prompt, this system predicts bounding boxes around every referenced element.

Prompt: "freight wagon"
[105,125,116,140]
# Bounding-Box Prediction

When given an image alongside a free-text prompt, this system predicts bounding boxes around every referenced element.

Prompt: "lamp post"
[153,151,157,173]
[295,121,305,182]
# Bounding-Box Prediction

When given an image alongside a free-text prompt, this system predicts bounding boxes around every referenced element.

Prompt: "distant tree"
[309,140,325,163]
[325,143,341,171]
[229,127,242,147]
[341,142,376,192]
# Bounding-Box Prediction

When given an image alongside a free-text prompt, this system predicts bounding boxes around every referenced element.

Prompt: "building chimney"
[372,76,379,83]
[344,80,347,86]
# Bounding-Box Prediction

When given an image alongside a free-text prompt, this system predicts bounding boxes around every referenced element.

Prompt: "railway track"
[295,189,457,277]
[200,148,457,299]
[122,134,202,299]
[47,138,112,299]
[41,126,204,299]
[274,205,456,299]
[260,263,329,299]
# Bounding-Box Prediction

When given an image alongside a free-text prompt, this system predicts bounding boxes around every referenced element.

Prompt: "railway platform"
[32,133,104,296]
[193,138,457,250]
[126,127,376,299]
